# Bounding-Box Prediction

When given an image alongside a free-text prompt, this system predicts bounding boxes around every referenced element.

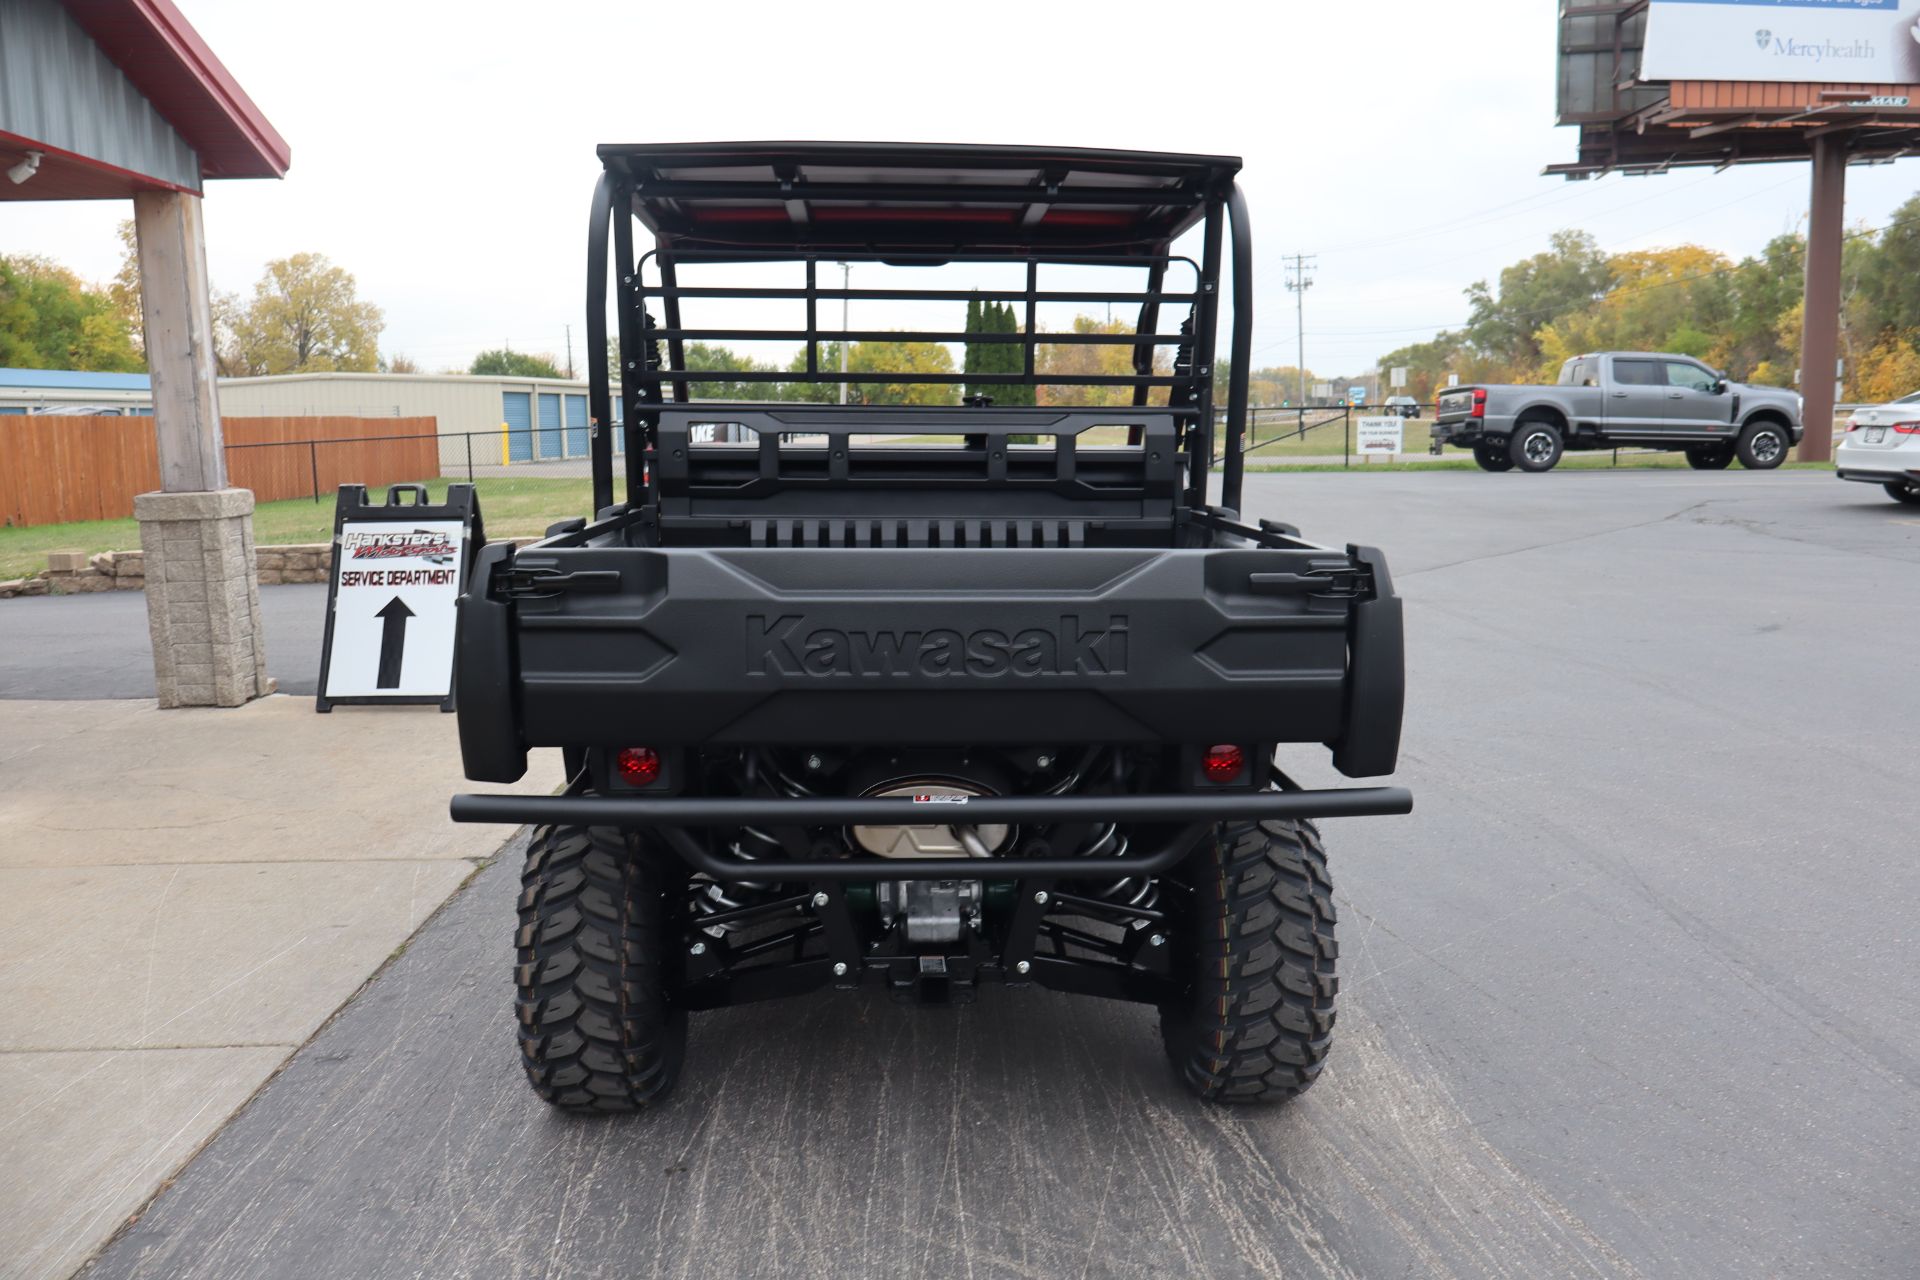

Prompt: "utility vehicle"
[1433,352,1803,472]
[450,143,1410,1109]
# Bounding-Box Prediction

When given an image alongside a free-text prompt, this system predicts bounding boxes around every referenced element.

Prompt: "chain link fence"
[228,401,1847,506]
[224,428,601,504]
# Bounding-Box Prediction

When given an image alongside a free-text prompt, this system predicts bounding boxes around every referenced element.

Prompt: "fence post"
[309,440,320,503]
[1344,410,1351,469]
[466,432,474,484]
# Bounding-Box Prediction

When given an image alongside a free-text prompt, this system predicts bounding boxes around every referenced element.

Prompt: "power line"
[1248,215,1895,368]
[1283,254,1315,404]
[1310,169,1719,262]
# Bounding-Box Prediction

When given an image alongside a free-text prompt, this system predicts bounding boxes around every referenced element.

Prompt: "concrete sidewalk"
[0,695,561,1280]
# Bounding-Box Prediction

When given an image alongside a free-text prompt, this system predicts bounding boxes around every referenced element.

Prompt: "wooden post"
[134,191,228,492]
[1797,135,1845,463]
[132,189,269,707]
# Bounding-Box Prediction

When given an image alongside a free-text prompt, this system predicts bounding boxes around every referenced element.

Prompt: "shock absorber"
[1075,824,1160,913]
[689,749,810,931]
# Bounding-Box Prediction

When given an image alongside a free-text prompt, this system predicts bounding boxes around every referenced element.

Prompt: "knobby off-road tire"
[1686,443,1734,470]
[1884,481,1920,505]
[1473,442,1515,472]
[1737,420,1789,469]
[1509,420,1564,472]
[516,823,685,1112]
[1161,817,1336,1104]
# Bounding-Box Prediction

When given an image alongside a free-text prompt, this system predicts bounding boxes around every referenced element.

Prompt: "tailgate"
[456,543,1402,780]
[1435,388,1478,422]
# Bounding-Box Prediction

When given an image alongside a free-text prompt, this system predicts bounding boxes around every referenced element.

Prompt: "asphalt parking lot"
[0,582,327,700]
[39,469,1920,1278]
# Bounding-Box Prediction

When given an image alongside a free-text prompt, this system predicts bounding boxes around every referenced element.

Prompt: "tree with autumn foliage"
[225,252,383,376]
[1035,315,1172,407]
[0,253,143,372]
[1380,202,1920,405]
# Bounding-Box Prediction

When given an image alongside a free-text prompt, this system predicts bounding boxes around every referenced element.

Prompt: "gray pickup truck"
[1432,352,1803,473]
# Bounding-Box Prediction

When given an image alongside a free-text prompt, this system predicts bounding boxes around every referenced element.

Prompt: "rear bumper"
[1837,467,1920,485]
[1432,418,1503,444]
[448,784,1414,880]
[455,528,1406,783]
[1834,438,1919,484]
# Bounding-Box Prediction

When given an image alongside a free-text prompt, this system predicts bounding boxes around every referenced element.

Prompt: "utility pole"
[838,261,851,405]
[564,324,574,380]
[1284,254,1315,405]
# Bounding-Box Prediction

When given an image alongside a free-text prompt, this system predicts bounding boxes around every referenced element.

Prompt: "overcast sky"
[6,0,1918,378]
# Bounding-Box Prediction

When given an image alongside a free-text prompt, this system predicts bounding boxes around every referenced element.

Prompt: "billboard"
[1644,0,1920,84]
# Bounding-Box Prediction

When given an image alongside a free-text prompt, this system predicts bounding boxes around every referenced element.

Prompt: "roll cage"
[583,141,1256,522]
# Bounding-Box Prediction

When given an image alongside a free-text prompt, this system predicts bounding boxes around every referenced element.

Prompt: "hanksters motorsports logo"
[747,614,1129,678]
[344,530,458,563]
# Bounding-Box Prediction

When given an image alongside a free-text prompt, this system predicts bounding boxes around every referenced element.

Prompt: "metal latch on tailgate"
[1247,558,1371,600]
[494,566,623,601]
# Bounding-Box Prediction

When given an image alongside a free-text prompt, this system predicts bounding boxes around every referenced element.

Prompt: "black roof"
[596,141,1241,255]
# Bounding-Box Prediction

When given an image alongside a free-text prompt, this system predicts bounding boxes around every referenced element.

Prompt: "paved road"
[0,583,327,699]
[73,471,1920,1278]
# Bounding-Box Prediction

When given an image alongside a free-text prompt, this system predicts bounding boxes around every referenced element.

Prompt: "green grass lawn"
[0,476,593,581]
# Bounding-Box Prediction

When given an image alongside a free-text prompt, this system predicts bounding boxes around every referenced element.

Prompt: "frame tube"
[452,786,1411,831]
[1222,182,1254,512]
[585,171,615,514]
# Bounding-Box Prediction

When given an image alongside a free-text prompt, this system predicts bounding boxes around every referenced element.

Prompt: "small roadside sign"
[1346,385,1367,406]
[316,484,485,712]
[1355,416,1404,458]
[1389,365,1408,389]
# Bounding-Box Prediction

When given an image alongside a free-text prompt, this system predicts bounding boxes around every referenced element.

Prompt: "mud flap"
[455,542,529,783]
[1330,544,1404,778]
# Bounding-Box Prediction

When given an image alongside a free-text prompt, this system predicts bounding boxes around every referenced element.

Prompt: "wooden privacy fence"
[0,416,440,528]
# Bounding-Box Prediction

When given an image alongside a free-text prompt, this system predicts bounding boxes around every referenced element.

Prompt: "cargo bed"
[455,522,1403,782]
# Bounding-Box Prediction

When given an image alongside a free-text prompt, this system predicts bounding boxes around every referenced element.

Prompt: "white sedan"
[1836,391,1920,505]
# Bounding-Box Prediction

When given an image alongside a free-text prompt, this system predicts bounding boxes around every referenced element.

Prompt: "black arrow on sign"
[375,596,414,689]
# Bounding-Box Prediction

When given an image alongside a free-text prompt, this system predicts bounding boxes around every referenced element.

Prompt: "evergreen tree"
[963,295,983,397]
[996,300,1037,407]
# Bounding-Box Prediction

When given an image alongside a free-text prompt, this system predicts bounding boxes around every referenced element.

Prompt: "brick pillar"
[135,489,269,707]
[132,189,269,707]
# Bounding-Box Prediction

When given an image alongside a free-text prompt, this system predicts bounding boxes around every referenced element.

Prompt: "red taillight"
[615,746,661,785]
[1470,388,1487,419]
[1893,421,1920,435]
[1202,744,1245,783]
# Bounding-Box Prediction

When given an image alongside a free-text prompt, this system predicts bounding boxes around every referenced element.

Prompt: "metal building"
[0,367,153,414]
[214,371,619,471]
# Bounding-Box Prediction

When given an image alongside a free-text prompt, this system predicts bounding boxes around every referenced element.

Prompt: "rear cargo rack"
[584,142,1257,517]
[651,405,1185,546]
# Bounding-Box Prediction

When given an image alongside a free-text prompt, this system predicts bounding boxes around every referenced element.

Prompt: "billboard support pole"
[1797,133,1845,464]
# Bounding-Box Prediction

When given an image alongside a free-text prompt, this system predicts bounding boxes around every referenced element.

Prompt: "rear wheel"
[1509,420,1563,472]
[1736,420,1789,469]
[1685,444,1734,470]
[1160,817,1336,1104]
[516,822,685,1112]
[1887,482,1920,505]
[1472,442,1514,472]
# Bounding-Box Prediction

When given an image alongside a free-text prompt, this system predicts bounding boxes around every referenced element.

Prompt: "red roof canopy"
[62,0,288,180]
